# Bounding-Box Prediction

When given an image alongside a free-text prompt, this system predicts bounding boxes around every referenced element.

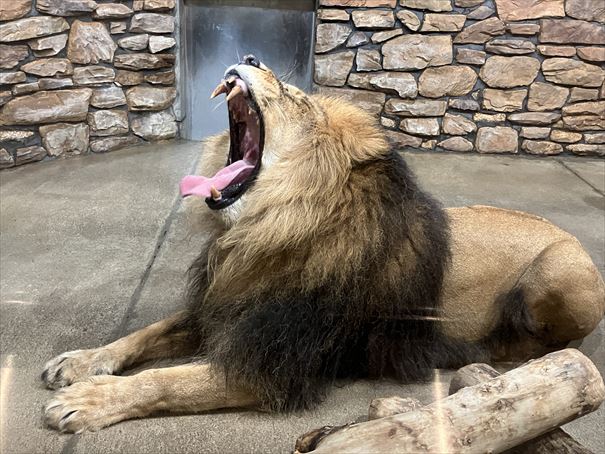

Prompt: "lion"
[42,55,605,433]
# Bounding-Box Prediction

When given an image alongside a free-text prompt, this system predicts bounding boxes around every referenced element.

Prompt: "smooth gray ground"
[0,142,603,454]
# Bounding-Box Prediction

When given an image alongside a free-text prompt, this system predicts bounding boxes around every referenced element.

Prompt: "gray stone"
[380,116,397,128]
[550,130,582,143]
[421,140,437,149]
[351,10,395,29]
[346,32,369,47]
[114,53,175,70]
[38,78,73,90]
[565,0,605,23]
[438,137,474,151]
[400,0,452,12]
[456,48,486,65]
[485,39,535,55]
[369,72,417,98]
[0,71,26,85]
[0,148,14,168]
[0,89,92,125]
[0,91,12,106]
[131,110,178,140]
[382,35,452,70]
[566,144,605,157]
[455,0,483,6]
[316,24,351,53]
[347,73,373,89]
[520,127,550,139]
[356,48,382,71]
[521,140,563,155]
[584,132,605,144]
[540,19,605,45]
[0,17,69,43]
[454,18,505,44]
[21,58,73,77]
[145,70,175,85]
[90,87,126,109]
[385,99,447,116]
[73,66,115,86]
[90,135,141,152]
[39,122,89,156]
[371,29,403,44]
[442,113,476,135]
[110,22,127,34]
[400,118,440,136]
[67,20,117,64]
[314,51,355,87]
[0,44,28,69]
[476,126,518,153]
[130,13,175,33]
[36,0,97,16]
[88,109,129,137]
[125,86,177,111]
[12,82,39,96]
[384,130,422,148]
[495,0,564,21]
[15,145,46,164]
[542,58,605,88]
[421,14,465,32]
[396,10,421,31]
[479,56,540,88]
[562,116,605,131]
[508,112,561,125]
[118,34,149,51]
[418,65,477,97]
[467,5,494,20]
[28,33,68,57]
[148,36,176,53]
[93,3,133,19]
[0,0,31,21]
[527,82,569,111]
[318,9,350,21]
[448,98,480,111]
[316,86,386,116]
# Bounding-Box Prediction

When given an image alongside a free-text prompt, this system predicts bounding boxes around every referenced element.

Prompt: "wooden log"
[450,363,594,454]
[368,396,422,420]
[299,349,604,454]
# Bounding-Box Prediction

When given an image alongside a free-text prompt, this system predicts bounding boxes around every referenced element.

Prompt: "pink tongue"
[180,160,254,198]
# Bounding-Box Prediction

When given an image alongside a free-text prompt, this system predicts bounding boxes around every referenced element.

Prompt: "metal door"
[180,0,316,140]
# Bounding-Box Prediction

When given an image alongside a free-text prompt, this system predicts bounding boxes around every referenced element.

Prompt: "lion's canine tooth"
[210,186,221,200]
[210,82,228,99]
[226,85,243,102]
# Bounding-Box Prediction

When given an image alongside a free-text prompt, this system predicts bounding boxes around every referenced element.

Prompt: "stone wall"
[0,0,178,169]
[314,0,605,157]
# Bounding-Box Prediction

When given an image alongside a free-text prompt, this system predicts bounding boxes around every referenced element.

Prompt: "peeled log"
[306,349,604,454]
[368,396,421,420]
[450,363,594,454]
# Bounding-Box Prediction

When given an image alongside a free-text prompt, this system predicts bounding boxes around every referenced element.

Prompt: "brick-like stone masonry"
[315,0,605,157]
[0,0,178,169]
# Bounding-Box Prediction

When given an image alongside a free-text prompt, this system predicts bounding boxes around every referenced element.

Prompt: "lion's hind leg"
[519,239,605,343]
[44,363,258,433]
[42,311,195,389]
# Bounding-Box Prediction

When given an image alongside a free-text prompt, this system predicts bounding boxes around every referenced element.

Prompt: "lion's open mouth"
[180,70,264,210]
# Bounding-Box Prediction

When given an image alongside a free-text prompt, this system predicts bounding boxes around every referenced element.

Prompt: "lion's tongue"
[180,160,254,198]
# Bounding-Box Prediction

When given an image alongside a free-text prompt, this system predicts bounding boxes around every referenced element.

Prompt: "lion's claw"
[41,349,117,389]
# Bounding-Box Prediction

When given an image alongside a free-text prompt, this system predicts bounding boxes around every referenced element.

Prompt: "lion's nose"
[242,55,261,68]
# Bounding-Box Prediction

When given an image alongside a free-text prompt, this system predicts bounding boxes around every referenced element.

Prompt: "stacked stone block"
[0,0,178,169]
[314,0,605,157]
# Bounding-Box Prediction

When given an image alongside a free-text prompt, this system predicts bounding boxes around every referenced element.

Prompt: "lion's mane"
[181,97,479,411]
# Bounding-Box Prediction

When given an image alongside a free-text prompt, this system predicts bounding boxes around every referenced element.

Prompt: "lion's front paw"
[41,349,118,389]
[44,376,130,433]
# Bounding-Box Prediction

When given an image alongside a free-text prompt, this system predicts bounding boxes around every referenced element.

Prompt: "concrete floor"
[0,141,603,454]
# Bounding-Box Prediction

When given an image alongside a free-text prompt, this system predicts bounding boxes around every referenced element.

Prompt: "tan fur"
[41,62,605,433]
